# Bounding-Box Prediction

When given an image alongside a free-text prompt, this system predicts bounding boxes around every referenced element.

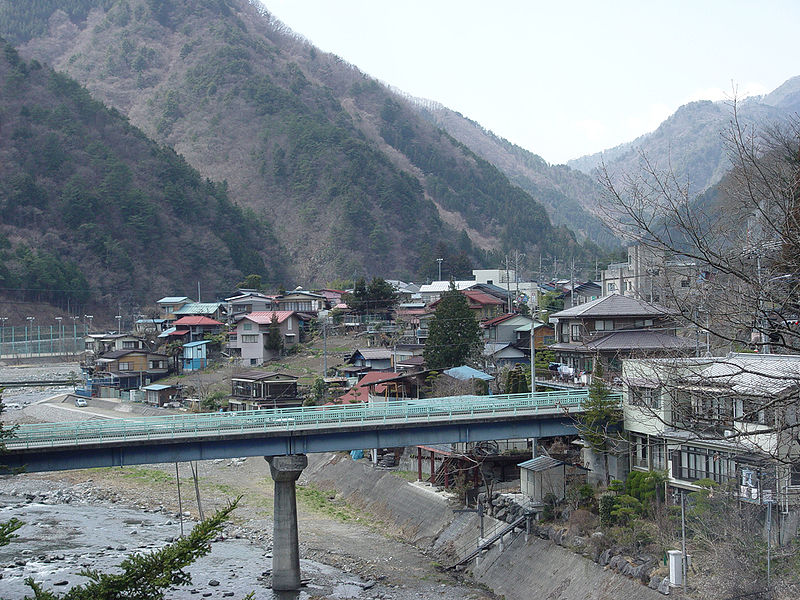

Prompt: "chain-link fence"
[0,325,85,358]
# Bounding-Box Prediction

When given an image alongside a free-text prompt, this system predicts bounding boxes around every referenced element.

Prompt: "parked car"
[74,398,87,407]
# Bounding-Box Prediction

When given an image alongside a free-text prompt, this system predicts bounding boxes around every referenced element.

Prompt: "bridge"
[3,389,615,589]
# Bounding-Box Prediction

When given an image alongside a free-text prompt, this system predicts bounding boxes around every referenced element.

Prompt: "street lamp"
[115,315,122,333]
[436,258,443,281]
[84,315,93,334]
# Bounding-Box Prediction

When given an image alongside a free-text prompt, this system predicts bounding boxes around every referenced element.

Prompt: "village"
[3,241,799,576]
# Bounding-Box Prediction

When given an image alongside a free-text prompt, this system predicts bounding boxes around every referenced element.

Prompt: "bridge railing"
[6,389,620,450]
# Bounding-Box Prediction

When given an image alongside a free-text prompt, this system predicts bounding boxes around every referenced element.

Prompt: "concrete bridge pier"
[266,454,308,591]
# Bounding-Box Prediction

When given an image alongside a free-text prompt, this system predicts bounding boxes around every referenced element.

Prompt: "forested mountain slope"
[0,0,603,283]
[568,77,800,196]
[414,101,617,247]
[0,38,284,310]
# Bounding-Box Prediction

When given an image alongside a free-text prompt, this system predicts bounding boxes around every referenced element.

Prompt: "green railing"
[7,390,619,450]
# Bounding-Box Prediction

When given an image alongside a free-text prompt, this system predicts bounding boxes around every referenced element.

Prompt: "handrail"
[5,390,620,450]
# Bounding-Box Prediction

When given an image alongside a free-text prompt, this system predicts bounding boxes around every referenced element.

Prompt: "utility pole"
[504,255,512,313]
[436,258,443,282]
[529,292,537,393]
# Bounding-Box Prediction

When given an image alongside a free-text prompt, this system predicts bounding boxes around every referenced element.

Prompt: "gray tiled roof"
[585,330,695,351]
[550,293,673,319]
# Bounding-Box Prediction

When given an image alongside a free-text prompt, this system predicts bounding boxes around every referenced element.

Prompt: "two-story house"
[622,354,800,539]
[172,302,228,323]
[172,316,225,343]
[227,311,304,366]
[157,296,194,321]
[274,289,325,314]
[549,294,694,376]
[225,291,277,323]
[92,349,169,390]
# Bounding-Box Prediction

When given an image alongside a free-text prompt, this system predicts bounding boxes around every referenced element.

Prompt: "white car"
[74,398,88,407]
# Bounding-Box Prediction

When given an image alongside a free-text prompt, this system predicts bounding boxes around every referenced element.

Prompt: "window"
[608,282,617,292]
[571,324,582,341]
[634,319,654,327]
[681,279,690,288]
[791,463,800,487]
[123,341,137,349]
[242,334,258,343]
[595,319,613,331]
[673,446,736,483]
[243,323,253,331]
[559,323,569,343]
[149,360,165,369]
[119,362,131,371]
[629,385,661,408]
[250,358,257,365]
[85,341,94,350]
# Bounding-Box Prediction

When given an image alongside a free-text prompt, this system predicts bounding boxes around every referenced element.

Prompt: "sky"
[257,0,800,165]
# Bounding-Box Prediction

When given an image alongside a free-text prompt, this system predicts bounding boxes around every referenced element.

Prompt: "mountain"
[408,98,618,247]
[0,37,285,312]
[568,77,800,196]
[0,0,604,286]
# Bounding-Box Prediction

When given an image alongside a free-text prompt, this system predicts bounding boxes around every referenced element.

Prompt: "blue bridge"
[3,389,615,590]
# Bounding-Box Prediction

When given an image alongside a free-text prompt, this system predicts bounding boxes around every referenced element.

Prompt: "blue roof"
[143,384,172,391]
[183,340,210,348]
[443,365,494,381]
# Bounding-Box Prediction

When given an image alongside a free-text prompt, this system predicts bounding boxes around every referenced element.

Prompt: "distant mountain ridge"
[568,76,800,195]
[0,0,609,287]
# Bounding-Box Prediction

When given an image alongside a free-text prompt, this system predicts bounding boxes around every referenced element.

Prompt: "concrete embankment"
[305,453,663,600]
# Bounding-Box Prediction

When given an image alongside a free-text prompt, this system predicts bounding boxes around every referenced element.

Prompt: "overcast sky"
[257,0,800,165]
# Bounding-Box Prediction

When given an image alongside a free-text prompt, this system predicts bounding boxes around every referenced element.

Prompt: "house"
[84,333,148,357]
[315,288,345,308]
[419,280,475,304]
[134,318,167,334]
[483,342,528,371]
[172,302,228,323]
[275,289,325,314]
[181,340,210,371]
[227,311,304,366]
[345,348,394,376]
[519,456,589,504]
[482,313,535,345]
[156,296,194,320]
[622,353,800,539]
[172,316,225,343]
[429,289,504,322]
[548,293,694,376]
[226,291,277,322]
[561,281,603,309]
[92,349,169,390]
[229,371,300,409]
[335,370,430,404]
[142,383,178,407]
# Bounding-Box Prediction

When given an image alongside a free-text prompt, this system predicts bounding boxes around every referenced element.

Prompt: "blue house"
[182,340,210,371]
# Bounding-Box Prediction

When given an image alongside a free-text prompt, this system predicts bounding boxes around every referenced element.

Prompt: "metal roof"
[518,456,565,471]
[157,296,192,304]
[173,303,224,315]
[443,365,494,381]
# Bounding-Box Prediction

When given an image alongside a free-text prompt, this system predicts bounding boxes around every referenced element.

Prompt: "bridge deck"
[3,390,620,473]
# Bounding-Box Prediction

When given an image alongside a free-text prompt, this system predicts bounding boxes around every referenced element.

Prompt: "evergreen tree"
[266,312,283,355]
[575,362,622,485]
[423,283,482,370]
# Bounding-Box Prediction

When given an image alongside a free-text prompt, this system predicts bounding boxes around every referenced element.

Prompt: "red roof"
[335,371,398,404]
[243,311,296,325]
[481,313,518,327]
[462,290,504,306]
[173,316,224,326]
